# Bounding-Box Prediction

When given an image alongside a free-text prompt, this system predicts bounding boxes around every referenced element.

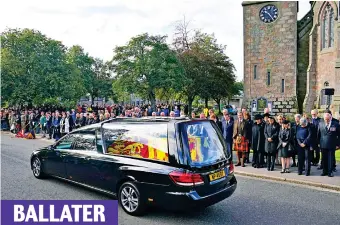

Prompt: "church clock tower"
[242,1,298,115]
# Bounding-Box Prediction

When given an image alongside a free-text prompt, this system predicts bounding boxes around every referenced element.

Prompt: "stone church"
[242,1,340,118]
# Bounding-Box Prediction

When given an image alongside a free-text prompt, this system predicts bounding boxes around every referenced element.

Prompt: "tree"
[173,19,236,115]
[226,81,243,105]
[91,58,114,102]
[111,33,184,110]
[192,31,236,114]
[1,28,85,107]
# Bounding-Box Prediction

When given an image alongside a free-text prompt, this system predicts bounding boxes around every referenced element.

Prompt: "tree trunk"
[215,98,221,114]
[205,98,209,108]
[188,96,194,116]
[149,90,156,111]
[91,94,94,105]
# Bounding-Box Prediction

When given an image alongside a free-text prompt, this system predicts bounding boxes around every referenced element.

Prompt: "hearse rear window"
[103,124,169,162]
[180,121,228,166]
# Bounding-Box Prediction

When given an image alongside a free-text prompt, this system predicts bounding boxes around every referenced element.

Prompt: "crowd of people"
[213,108,340,178]
[0,103,190,140]
[1,103,339,177]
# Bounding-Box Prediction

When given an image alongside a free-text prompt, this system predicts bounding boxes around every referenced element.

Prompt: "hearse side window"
[73,133,96,151]
[55,134,76,150]
[103,124,169,162]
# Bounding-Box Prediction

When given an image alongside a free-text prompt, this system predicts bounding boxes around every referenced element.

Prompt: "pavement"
[232,153,340,191]
[1,132,340,225]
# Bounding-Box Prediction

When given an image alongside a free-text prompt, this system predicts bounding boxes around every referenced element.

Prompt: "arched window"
[322,2,335,49]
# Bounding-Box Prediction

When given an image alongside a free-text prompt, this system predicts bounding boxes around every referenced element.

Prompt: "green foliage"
[1,28,85,106]
[111,33,184,109]
[173,25,237,114]
[2,25,239,110]
[1,28,114,108]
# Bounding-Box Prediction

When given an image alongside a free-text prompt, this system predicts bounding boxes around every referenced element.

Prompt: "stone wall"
[243,1,298,109]
[304,1,340,117]
[297,10,313,113]
[314,2,338,102]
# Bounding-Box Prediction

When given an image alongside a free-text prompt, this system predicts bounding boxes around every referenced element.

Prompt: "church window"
[253,65,257,79]
[267,71,271,86]
[322,2,335,49]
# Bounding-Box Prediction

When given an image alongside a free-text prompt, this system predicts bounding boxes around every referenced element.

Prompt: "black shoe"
[306,173,310,176]
[270,168,274,171]
[285,169,290,173]
[328,173,334,177]
[321,173,327,176]
[235,163,241,167]
[333,168,337,172]
[298,172,302,175]
[267,168,270,171]
[280,169,285,173]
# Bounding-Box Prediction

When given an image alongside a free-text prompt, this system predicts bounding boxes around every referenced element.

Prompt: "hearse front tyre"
[118,181,146,216]
[31,157,46,179]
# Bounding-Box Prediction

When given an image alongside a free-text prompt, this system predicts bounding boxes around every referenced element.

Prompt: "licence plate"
[209,169,226,181]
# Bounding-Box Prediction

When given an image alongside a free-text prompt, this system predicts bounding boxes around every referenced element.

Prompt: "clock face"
[259,5,279,23]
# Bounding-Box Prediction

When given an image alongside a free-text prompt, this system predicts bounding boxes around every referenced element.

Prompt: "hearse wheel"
[118,181,146,216]
[31,157,45,179]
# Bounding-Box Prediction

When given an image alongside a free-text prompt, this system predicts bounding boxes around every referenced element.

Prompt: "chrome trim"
[166,192,188,195]
[187,183,236,200]
[50,175,116,196]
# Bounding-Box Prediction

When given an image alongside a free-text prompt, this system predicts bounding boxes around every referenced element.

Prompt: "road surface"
[1,133,340,225]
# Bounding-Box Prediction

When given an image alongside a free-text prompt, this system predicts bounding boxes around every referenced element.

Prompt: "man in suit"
[311,109,321,166]
[323,109,339,172]
[317,113,340,177]
[222,112,234,158]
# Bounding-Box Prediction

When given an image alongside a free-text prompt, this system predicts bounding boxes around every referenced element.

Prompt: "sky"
[0,0,311,81]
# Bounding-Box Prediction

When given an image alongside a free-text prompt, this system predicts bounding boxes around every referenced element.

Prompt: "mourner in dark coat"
[264,117,280,171]
[317,113,340,177]
[251,114,265,168]
[45,113,53,139]
[277,120,294,173]
[311,109,321,166]
[222,113,234,157]
[52,113,61,140]
[290,114,301,167]
[296,118,312,176]
[243,112,253,163]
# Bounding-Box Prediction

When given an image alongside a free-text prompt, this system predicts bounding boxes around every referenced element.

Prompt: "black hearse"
[30,117,237,216]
